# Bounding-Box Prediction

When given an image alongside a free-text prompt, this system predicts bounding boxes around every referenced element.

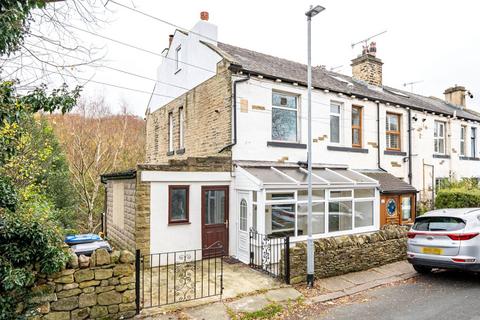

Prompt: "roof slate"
[216,42,480,122]
[361,171,417,194]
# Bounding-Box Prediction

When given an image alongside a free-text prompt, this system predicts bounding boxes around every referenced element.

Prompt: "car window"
[413,216,466,232]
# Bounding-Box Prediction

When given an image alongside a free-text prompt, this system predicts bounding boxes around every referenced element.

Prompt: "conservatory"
[233,161,380,263]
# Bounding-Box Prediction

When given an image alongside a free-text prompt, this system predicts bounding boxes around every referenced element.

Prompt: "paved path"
[290,269,480,320]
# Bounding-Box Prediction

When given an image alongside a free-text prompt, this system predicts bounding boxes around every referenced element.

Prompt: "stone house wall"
[289,225,409,284]
[145,60,233,164]
[105,179,136,252]
[32,249,136,320]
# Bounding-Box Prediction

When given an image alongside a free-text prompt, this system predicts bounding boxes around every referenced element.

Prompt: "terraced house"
[102,12,480,263]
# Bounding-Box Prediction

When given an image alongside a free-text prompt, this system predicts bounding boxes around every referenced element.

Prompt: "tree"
[48,97,145,232]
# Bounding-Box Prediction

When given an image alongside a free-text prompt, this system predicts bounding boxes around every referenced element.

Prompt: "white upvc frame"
[434,120,446,155]
[175,45,182,72]
[460,125,467,156]
[168,112,173,152]
[329,101,343,144]
[271,91,300,143]
[179,107,185,149]
[471,127,477,158]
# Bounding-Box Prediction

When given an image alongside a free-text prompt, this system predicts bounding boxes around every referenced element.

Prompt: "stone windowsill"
[166,151,175,156]
[459,156,480,161]
[267,141,307,149]
[327,145,369,154]
[176,148,185,155]
[168,221,191,226]
[433,154,450,159]
[384,150,407,156]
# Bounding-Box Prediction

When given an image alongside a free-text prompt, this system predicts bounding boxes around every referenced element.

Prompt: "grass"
[228,302,284,320]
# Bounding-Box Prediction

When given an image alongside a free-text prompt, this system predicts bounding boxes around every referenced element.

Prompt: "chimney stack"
[444,85,466,108]
[351,42,383,87]
[200,11,209,21]
[168,34,174,47]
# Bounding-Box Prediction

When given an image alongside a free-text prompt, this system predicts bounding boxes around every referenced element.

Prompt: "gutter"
[408,109,413,185]
[100,169,136,184]
[377,102,387,172]
[219,74,250,153]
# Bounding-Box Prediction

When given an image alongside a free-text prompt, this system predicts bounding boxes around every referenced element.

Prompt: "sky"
[28,0,480,116]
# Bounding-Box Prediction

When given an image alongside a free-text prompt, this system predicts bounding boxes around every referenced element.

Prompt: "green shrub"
[435,188,480,209]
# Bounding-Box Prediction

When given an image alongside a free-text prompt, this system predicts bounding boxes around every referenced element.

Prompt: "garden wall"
[32,249,136,320]
[289,225,409,284]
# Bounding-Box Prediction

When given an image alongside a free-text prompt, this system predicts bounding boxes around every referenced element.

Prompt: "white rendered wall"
[148,21,222,112]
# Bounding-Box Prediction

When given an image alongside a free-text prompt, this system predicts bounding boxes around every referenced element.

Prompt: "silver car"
[407,208,480,273]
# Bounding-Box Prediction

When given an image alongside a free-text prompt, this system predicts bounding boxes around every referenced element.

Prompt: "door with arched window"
[237,191,250,263]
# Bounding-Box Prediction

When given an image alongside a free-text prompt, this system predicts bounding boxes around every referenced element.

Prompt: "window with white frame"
[266,192,295,236]
[460,125,466,156]
[252,191,258,231]
[168,112,173,153]
[179,107,185,149]
[471,127,477,158]
[175,45,182,71]
[434,121,446,154]
[330,102,342,143]
[297,190,325,236]
[239,198,248,232]
[272,92,298,142]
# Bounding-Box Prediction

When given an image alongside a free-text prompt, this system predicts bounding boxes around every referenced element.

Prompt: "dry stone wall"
[32,249,136,320]
[289,225,409,284]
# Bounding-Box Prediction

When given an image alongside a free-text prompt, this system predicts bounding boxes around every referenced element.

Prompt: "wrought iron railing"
[135,243,223,312]
[249,229,290,284]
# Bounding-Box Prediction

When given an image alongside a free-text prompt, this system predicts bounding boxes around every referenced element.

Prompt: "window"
[266,203,295,236]
[413,216,465,232]
[297,202,325,235]
[272,92,298,142]
[168,113,173,153]
[204,189,226,225]
[169,186,189,223]
[330,102,341,143]
[267,192,294,201]
[179,107,185,149]
[460,125,466,156]
[471,127,477,158]
[355,201,374,228]
[175,45,182,71]
[112,181,124,229]
[401,196,412,221]
[239,199,248,231]
[434,121,446,154]
[328,201,352,232]
[352,106,362,147]
[386,113,401,150]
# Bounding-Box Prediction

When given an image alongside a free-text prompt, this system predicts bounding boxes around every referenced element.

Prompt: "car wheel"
[413,265,432,274]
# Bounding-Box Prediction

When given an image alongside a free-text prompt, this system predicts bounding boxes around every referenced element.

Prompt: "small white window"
[175,45,182,71]
[240,199,248,231]
[330,102,342,143]
[168,113,173,152]
[471,127,477,158]
[434,121,446,154]
[460,125,466,156]
[179,107,185,149]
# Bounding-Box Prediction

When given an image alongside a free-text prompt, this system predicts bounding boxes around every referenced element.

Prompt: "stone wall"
[32,249,136,320]
[145,60,233,164]
[289,225,409,284]
[105,179,137,252]
[351,54,383,87]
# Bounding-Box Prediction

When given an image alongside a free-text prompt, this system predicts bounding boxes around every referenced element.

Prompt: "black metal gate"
[135,243,224,312]
[249,229,290,284]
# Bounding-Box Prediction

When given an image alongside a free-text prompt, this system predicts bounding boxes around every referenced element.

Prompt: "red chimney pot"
[200,11,209,21]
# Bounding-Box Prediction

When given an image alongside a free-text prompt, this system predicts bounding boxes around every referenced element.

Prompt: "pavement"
[290,269,480,320]
[140,260,417,319]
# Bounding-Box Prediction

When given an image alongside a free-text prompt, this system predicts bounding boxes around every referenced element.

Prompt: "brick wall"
[106,179,136,252]
[289,225,409,284]
[145,61,233,164]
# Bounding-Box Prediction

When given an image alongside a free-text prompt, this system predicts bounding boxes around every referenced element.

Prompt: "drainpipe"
[408,109,413,185]
[219,75,250,153]
[377,102,387,172]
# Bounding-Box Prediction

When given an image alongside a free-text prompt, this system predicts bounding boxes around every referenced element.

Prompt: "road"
[287,270,480,320]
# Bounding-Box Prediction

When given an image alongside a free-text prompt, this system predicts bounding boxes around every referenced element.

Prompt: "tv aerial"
[351,30,387,55]
[403,80,423,92]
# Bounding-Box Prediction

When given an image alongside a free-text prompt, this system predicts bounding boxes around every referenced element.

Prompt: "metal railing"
[249,229,290,284]
[135,243,223,312]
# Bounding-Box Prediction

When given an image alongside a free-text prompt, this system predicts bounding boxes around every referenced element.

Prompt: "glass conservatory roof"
[240,164,378,187]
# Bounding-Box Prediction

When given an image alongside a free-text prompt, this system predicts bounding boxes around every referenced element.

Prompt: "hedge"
[435,188,480,208]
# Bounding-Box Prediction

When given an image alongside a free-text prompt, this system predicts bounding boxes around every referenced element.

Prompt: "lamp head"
[306,5,325,18]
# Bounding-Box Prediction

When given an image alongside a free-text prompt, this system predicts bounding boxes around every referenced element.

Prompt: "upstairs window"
[179,107,185,149]
[471,127,477,158]
[386,113,401,150]
[175,45,182,71]
[168,113,173,153]
[460,125,466,156]
[352,106,362,147]
[272,92,298,142]
[330,102,342,143]
[434,121,446,154]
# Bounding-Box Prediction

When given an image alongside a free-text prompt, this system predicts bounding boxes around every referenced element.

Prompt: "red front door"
[201,186,229,256]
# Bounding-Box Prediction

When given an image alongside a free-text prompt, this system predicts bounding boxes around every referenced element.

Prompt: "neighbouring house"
[101,12,480,263]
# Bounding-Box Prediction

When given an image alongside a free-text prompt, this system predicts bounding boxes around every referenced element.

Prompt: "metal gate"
[135,243,224,312]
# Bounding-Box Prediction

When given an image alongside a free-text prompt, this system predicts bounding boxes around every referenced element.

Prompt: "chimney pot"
[168,34,174,47]
[200,11,209,21]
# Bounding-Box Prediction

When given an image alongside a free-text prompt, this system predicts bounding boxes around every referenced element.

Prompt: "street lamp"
[305,4,325,288]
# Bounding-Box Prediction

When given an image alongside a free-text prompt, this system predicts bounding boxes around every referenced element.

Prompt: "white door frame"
[236,191,250,263]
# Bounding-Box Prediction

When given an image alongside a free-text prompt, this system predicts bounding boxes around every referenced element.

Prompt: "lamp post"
[305,4,325,288]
